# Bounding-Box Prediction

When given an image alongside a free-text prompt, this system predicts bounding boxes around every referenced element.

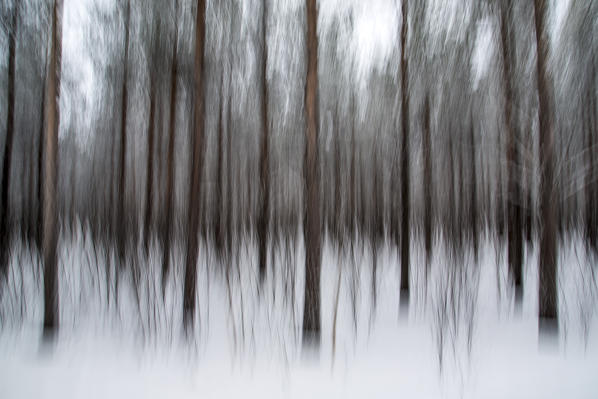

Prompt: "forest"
[1,0,598,396]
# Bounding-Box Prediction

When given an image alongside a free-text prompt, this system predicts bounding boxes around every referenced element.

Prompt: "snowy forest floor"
[1,225,598,398]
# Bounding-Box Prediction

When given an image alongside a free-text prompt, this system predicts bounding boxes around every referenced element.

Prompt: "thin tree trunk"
[183,0,207,334]
[469,116,478,259]
[586,69,597,250]
[302,0,321,349]
[215,70,224,255]
[533,0,558,332]
[42,0,64,341]
[162,5,179,289]
[399,0,410,306]
[37,77,46,250]
[143,23,159,254]
[258,0,270,285]
[423,94,433,267]
[117,0,131,267]
[0,1,19,275]
[500,1,523,299]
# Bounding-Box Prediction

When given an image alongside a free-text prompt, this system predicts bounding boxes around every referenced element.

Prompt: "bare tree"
[399,0,410,307]
[0,0,19,276]
[143,21,160,254]
[42,0,64,341]
[162,0,179,289]
[500,0,523,300]
[183,0,207,334]
[533,0,558,333]
[302,0,321,349]
[116,0,131,267]
[257,0,270,285]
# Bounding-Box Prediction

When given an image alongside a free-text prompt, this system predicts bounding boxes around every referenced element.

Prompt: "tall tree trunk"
[0,1,19,275]
[586,67,597,250]
[37,76,46,250]
[183,0,207,334]
[117,0,131,267]
[500,1,523,300]
[469,116,478,259]
[302,0,321,349]
[162,5,179,289]
[215,70,224,255]
[42,0,64,341]
[533,0,558,332]
[257,0,270,285]
[399,0,410,307]
[143,23,159,254]
[422,95,433,267]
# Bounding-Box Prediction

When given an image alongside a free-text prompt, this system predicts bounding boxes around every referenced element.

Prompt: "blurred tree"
[302,0,321,349]
[42,0,63,341]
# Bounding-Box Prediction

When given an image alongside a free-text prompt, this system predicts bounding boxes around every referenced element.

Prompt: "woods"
[0,0,597,355]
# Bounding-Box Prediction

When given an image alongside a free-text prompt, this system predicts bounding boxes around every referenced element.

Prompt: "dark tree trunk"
[215,70,225,256]
[533,0,558,332]
[586,67,597,251]
[143,23,159,254]
[37,78,46,250]
[162,6,179,289]
[302,0,321,349]
[399,0,410,306]
[116,0,131,267]
[469,117,478,259]
[257,0,270,285]
[42,0,64,342]
[423,95,433,267]
[0,1,19,275]
[183,0,207,334]
[500,1,523,299]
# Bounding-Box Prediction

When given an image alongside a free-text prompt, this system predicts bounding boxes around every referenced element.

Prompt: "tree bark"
[399,0,410,306]
[586,65,597,250]
[469,116,478,259]
[162,4,179,289]
[500,1,523,299]
[533,0,558,332]
[183,0,207,334]
[0,1,19,275]
[117,0,131,267]
[257,0,270,285]
[302,0,321,349]
[42,0,64,341]
[143,22,159,254]
[423,95,433,266]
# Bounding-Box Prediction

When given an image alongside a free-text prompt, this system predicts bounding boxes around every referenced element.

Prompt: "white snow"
[1,232,598,398]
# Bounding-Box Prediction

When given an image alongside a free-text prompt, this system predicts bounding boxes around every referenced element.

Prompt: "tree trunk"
[215,70,224,256]
[117,0,131,267]
[469,116,478,259]
[399,0,410,306]
[586,68,597,250]
[533,0,558,333]
[500,1,523,300]
[257,0,270,285]
[423,95,433,266]
[0,1,19,275]
[183,0,207,334]
[143,23,159,254]
[162,6,179,289]
[302,0,321,349]
[42,0,64,342]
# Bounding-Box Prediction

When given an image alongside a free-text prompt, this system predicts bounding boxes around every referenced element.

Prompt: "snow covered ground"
[1,229,598,398]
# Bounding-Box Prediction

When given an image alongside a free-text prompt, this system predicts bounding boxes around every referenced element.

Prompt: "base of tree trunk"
[538,317,558,348]
[42,325,58,347]
[399,288,409,318]
[302,330,320,354]
[514,284,523,305]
